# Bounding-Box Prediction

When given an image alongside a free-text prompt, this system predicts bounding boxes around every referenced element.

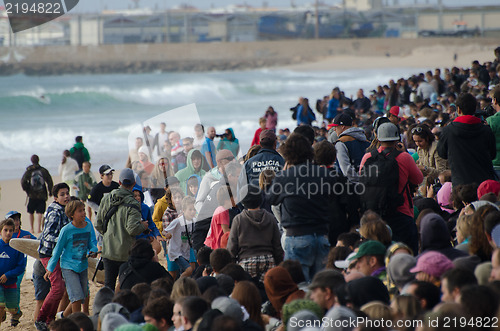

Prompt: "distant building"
[344,0,383,12]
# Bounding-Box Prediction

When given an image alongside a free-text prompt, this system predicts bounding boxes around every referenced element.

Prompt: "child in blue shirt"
[4,210,35,326]
[132,185,162,255]
[45,200,98,314]
[0,218,27,327]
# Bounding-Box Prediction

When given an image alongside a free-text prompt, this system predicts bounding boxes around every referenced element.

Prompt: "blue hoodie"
[186,174,202,198]
[0,238,27,286]
[133,185,161,240]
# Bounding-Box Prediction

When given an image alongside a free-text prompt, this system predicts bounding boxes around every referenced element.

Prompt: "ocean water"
[0,67,420,180]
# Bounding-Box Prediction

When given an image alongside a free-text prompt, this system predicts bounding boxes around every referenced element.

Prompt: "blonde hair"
[456,214,473,240]
[170,277,201,302]
[392,295,422,321]
[258,169,275,190]
[65,200,85,219]
[361,301,392,321]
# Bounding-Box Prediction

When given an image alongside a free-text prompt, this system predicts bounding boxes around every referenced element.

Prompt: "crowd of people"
[3,48,500,331]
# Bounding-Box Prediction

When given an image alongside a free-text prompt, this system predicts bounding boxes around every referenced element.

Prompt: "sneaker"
[34,320,48,331]
[11,309,22,327]
[55,311,64,320]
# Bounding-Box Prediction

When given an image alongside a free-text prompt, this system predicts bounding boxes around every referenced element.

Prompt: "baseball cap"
[409,251,454,278]
[377,122,400,142]
[477,180,500,199]
[119,168,136,186]
[211,297,243,321]
[99,164,114,175]
[259,129,277,143]
[5,211,21,219]
[387,254,416,289]
[352,240,387,260]
[332,113,353,127]
[389,106,401,118]
[334,252,358,269]
[99,303,130,322]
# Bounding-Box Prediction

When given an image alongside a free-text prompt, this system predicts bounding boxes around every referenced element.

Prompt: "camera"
[215,133,228,138]
[432,179,442,194]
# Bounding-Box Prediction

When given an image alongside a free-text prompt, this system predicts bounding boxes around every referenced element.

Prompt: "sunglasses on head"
[222,156,235,162]
[411,127,423,134]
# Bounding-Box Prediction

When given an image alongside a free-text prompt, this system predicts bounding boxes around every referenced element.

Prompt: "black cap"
[332,113,353,127]
[99,164,114,175]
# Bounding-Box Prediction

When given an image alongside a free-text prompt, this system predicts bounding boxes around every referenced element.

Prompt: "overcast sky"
[72,0,500,13]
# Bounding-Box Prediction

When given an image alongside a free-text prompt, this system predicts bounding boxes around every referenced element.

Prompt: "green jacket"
[96,187,147,261]
[175,149,206,194]
[487,111,500,168]
[70,142,90,161]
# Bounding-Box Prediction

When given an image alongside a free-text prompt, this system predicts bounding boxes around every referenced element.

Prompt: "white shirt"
[165,215,196,261]
[58,158,79,182]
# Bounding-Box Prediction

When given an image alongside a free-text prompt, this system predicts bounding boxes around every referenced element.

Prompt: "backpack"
[71,148,84,169]
[30,169,45,193]
[359,148,406,217]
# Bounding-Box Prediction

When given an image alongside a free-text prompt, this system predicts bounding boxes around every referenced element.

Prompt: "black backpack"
[359,148,407,217]
[71,148,85,169]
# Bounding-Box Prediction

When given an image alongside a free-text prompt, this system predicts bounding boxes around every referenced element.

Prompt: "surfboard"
[10,238,105,284]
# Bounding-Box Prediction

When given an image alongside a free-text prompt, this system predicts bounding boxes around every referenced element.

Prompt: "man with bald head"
[201,126,217,168]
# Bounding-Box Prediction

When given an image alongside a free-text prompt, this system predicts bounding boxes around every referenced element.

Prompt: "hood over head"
[420,213,452,251]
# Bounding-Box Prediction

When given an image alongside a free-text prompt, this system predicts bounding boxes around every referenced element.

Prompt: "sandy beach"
[281,44,495,71]
[1,42,498,330]
[0,173,103,331]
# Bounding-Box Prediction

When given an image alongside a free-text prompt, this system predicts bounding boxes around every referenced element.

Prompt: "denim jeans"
[284,234,330,282]
[33,273,50,301]
[61,269,88,303]
[175,256,191,274]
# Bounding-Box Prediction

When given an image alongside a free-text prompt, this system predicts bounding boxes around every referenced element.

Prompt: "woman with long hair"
[231,281,265,329]
[411,124,448,196]
[296,98,316,126]
[151,157,174,189]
